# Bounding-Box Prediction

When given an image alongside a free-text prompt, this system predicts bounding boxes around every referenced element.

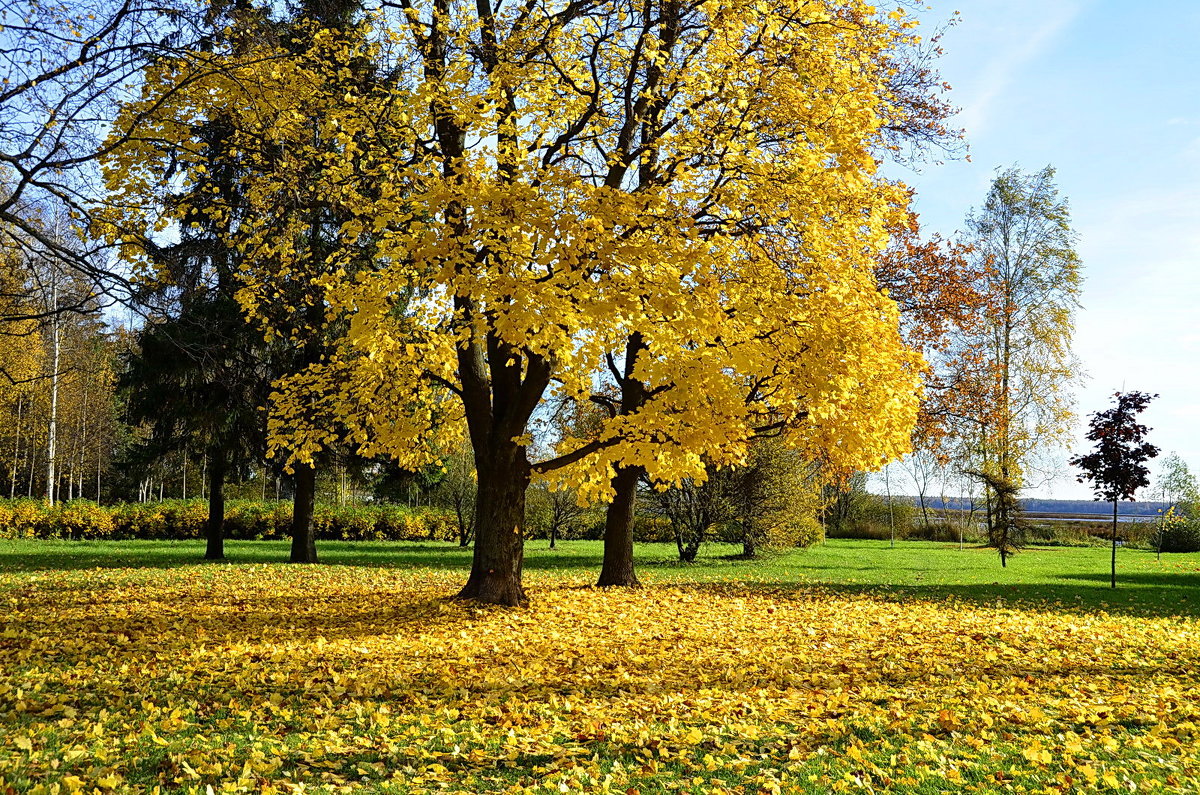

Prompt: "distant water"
[881,495,1170,520]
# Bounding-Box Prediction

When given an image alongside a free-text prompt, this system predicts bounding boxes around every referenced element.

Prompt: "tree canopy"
[97,0,943,602]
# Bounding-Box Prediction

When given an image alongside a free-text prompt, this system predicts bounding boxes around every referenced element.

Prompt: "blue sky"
[886,0,1200,500]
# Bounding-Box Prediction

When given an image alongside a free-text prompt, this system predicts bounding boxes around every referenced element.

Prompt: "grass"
[1,539,1199,793]
[1,537,1196,617]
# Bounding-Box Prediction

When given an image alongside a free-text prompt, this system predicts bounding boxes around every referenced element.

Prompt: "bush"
[826,494,914,541]
[633,515,674,543]
[1022,521,1095,547]
[0,498,456,542]
[0,499,42,539]
[1158,511,1200,553]
[56,501,116,540]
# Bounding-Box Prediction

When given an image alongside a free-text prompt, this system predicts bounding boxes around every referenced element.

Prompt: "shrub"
[1157,510,1200,553]
[633,515,674,544]
[56,501,116,540]
[826,494,914,541]
[0,500,43,539]
[0,499,456,543]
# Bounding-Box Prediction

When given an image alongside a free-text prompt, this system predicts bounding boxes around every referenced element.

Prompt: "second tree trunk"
[290,462,318,563]
[598,465,641,586]
[204,446,226,560]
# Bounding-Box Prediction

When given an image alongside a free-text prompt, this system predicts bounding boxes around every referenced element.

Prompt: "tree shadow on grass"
[1057,571,1200,589]
[6,590,473,649]
[662,578,1200,620]
[0,540,605,574]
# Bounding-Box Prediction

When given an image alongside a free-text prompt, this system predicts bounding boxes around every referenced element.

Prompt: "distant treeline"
[882,496,1169,517]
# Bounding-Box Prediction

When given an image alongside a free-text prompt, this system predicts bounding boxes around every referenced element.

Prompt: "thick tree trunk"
[457,442,528,606]
[549,522,557,550]
[599,332,648,584]
[680,541,700,563]
[598,466,641,586]
[290,462,318,563]
[204,446,226,560]
[742,519,757,559]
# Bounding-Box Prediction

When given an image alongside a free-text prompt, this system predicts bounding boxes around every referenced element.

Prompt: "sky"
[879,0,1200,501]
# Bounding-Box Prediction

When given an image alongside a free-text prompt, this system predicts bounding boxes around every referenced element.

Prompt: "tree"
[1070,391,1159,589]
[647,471,735,563]
[876,206,998,460]
[1,205,122,503]
[526,482,588,550]
[720,439,823,558]
[962,166,1082,563]
[898,449,941,530]
[1,0,210,322]
[117,45,277,559]
[119,308,272,559]
[966,468,1024,566]
[106,0,928,604]
[1154,453,1199,558]
[101,0,372,563]
[431,442,476,548]
[1157,452,1197,512]
[588,24,963,589]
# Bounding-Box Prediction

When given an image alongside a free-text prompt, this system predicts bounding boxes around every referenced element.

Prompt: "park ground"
[1,539,1198,794]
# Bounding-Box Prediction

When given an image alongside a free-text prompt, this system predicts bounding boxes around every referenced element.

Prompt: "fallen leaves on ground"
[1,565,1198,793]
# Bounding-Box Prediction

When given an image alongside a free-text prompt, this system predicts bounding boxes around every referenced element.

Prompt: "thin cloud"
[955,2,1084,137]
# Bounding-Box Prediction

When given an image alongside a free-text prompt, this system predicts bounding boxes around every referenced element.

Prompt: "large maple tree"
[104,0,936,604]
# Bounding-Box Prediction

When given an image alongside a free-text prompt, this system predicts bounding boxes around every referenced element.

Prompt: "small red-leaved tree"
[1069,391,1159,589]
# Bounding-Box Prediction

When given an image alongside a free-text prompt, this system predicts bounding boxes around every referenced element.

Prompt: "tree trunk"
[742,517,757,559]
[46,296,60,505]
[549,522,557,550]
[457,441,528,606]
[1111,498,1118,589]
[9,392,22,499]
[290,462,318,563]
[599,333,648,584]
[453,494,472,546]
[598,465,641,586]
[885,466,895,548]
[681,535,701,563]
[205,446,226,560]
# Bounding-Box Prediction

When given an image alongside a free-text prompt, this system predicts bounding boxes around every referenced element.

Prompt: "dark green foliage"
[1158,506,1200,553]
[968,469,1026,566]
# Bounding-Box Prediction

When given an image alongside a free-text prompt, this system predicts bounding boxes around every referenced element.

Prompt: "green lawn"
[1,539,1199,794]
[1,537,1197,617]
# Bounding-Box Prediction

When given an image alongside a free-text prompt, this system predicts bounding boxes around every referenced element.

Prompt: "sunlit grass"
[1,540,1198,793]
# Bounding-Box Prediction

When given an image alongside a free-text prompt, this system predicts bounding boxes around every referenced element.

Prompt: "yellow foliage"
[2,565,1199,792]
[0,239,43,398]
[99,0,925,496]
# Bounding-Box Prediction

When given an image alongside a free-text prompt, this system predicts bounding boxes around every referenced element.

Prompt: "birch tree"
[964,166,1082,562]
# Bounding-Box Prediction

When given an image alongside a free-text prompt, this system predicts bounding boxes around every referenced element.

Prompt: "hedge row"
[0,499,458,542]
